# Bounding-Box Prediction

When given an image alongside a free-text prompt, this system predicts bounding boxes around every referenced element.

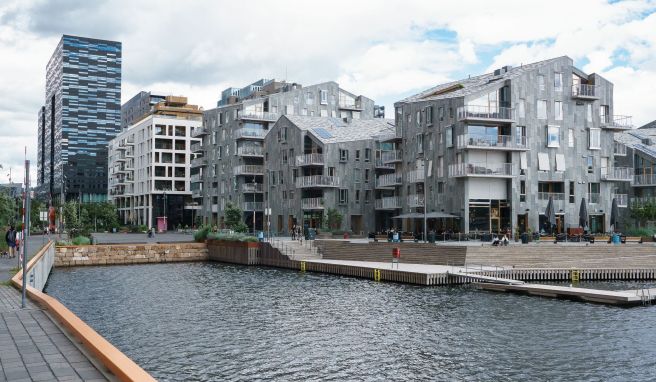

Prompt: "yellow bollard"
[300,261,306,272]
[374,269,381,282]
[571,269,580,283]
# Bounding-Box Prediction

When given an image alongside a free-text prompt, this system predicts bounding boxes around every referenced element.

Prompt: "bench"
[623,236,642,244]
[400,234,415,242]
[539,236,557,243]
[373,234,388,242]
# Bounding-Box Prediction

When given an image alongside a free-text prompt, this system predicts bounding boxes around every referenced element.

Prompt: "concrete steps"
[270,239,322,260]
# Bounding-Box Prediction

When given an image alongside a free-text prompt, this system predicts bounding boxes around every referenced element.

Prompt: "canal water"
[45,263,656,381]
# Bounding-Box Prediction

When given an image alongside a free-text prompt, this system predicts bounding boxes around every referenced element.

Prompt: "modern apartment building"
[37,35,122,203]
[614,122,656,211]
[393,56,632,235]
[108,95,202,229]
[264,115,395,234]
[194,79,376,230]
[121,91,166,130]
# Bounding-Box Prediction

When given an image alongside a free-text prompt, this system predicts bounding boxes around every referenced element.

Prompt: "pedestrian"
[5,225,17,259]
[291,224,296,240]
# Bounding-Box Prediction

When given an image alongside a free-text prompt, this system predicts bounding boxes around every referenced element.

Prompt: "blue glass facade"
[39,35,122,202]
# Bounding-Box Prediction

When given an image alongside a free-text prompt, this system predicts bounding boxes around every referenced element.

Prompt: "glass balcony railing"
[456,134,528,150]
[448,162,514,177]
[407,169,425,183]
[241,183,264,193]
[538,192,565,201]
[237,146,264,157]
[301,197,325,210]
[375,196,401,210]
[601,115,633,130]
[233,165,264,175]
[600,167,632,181]
[241,202,264,211]
[633,174,656,187]
[296,153,324,166]
[381,150,402,163]
[457,105,515,121]
[295,175,340,188]
[234,128,267,139]
[376,173,402,188]
[571,84,598,99]
[237,111,279,121]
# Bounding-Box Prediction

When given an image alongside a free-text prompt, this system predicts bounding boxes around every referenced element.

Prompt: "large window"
[554,101,563,120]
[339,149,348,162]
[554,72,563,92]
[600,105,609,123]
[339,189,348,204]
[426,106,433,125]
[446,127,453,148]
[547,126,560,147]
[538,74,545,91]
[537,100,547,119]
[155,138,173,150]
[320,90,327,105]
[589,128,601,149]
[175,126,185,137]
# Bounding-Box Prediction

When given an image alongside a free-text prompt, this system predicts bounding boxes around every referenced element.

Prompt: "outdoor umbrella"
[579,198,588,231]
[610,198,620,232]
[545,196,556,234]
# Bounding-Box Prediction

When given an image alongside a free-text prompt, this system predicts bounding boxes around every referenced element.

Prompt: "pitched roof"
[283,115,395,143]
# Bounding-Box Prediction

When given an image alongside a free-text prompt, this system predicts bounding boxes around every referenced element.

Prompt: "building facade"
[393,56,632,235]
[121,91,166,130]
[193,79,376,230]
[264,115,395,234]
[108,96,202,229]
[38,35,122,203]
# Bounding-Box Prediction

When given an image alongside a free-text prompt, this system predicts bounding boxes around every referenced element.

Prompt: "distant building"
[121,91,166,130]
[37,35,122,203]
[0,183,23,198]
[108,95,202,229]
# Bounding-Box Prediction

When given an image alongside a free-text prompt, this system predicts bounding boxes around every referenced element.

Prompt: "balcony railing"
[456,134,528,150]
[233,165,264,175]
[295,175,341,188]
[338,101,362,110]
[235,128,266,139]
[381,150,402,163]
[377,132,402,142]
[190,157,207,168]
[241,183,264,193]
[375,196,401,210]
[237,111,279,122]
[192,189,203,198]
[448,162,514,177]
[237,146,264,157]
[633,174,656,187]
[457,105,515,122]
[601,167,632,181]
[190,173,202,183]
[191,142,203,153]
[571,84,598,99]
[614,142,627,156]
[612,193,628,208]
[538,192,565,201]
[242,202,264,211]
[601,115,633,130]
[191,127,208,138]
[407,169,425,183]
[296,153,324,166]
[407,194,425,207]
[376,173,402,188]
[375,159,395,170]
[302,197,325,210]
[588,193,601,204]
[631,196,656,206]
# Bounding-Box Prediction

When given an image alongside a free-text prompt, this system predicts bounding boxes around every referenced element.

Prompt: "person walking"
[5,225,17,259]
[291,224,296,240]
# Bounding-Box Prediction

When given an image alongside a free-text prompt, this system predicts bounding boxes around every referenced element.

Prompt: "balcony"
[302,197,325,210]
[377,132,402,142]
[457,105,515,123]
[191,127,208,138]
[233,165,264,176]
[381,150,402,163]
[192,189,203,198]
[601,167,632,182]
[191,142,203,153]
[190,157,207,168]
[376,173,402,188]
[237,111,279,122]
[211,204,218,213]
[375,196,401,210]
[375,159,395,170]
[456,134,528,151]
[116,145,127,151]
[190,173,202,183]
[295,175,340,188]
[631,196,656,206]
[235,128,266,139]
[338,101,362,110]
[538,192,565,201]
[242,202,264,211]
[601,115,633,131]
[407,169,425,183]
[571,84,598,99]
[448,162,514,178]
[614,142,627,156]
[633,174,656,187]
[241,183,264,193]
[612,193,628,208]
[407,194,425,208]
[588,193,601,204]
[237,146,264,157]
[296,153,324,166]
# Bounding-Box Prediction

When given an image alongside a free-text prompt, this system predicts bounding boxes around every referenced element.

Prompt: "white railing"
[241,183,264,193]
[339,101,361,109]
[375,159,395,169]
[601,167,632,181]
[235,128,266,139]
[242,201,264,211]
[588,193,601,204]
[381,150,402,163]
[448,162,514,177]
[633,174,656,186]
[238,111,279,121]
[612,193,628,207]
[407,169,425,183]
[296,153,324,166]
[376,173,402,187]
[295,175,340,188]
[233,165,264,175]
[572,84,597,98]
[375,196,401,209]
[602,115,633,130]
[191,127,208,137]
[237,146,264,156]
[457,134,527,149]
[538,192,565,201]
[408,194,425,207]
[302,197,325,209]
[457,105,515,121]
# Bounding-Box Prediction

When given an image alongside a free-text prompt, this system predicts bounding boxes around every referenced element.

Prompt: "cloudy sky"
[1,0,655,185]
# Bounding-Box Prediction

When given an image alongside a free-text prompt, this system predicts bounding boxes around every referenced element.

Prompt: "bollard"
[571,269,580,283]
[300,261,306,272]
[374,269,382,282]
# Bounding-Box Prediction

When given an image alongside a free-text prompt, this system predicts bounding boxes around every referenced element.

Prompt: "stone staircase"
[269,238,322,260]
[315,240,467,266]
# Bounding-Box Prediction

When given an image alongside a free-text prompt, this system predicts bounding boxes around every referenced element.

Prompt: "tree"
[224,202,243,229]
[0,190,16,227]
[325,208,343,231]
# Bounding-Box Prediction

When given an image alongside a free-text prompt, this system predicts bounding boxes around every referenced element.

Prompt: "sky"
[1,0,655,186]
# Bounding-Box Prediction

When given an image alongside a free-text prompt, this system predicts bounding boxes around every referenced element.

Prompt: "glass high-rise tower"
[38,35,122,203]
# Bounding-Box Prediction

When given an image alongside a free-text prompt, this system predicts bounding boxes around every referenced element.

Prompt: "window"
[355,190,360,203]
[364,169,370,183]
[416,111,421,126]
[520,180,526,202]
[446,127,453,148]
[555,154,565,172]
[518,99,525,119]
[449,107,454,119]
[589,128,601,149]
[155,125,166,135]
[516,126,526,145]
[307,92,314,105]
[426,106,433,125]
[538,74,545,91]
[537,100,547,119]
[569,181,575,203]
[587,104,592,122]
[355,150,360,161]
[279,170,284,185]
[587,156,594,174]
[554,72,563,92]
[547,126,560,147]
[320,90,327,105]
[555,101,563,120]
[286,105,293,115]
[328,167,336,176]
[438,107,444,121]
[365,190,371,203]
[354,168,362,182]
[339,149,348,161]
[538,152,550,171]
[568,129,574,147]
[600,105,609,123]
[364,148,371,162]
[339,189,348,204]
[417,134,424,153]
[175,126,185,137]
[282,150,288,164]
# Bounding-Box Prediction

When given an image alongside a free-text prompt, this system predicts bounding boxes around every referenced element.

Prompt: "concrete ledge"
[13,241,156,382]
[56,242,208,267]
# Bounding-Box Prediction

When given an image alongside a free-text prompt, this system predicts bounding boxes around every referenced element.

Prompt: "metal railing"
[633,174,656,186]
[295,175,340,188]
[190,173,202,183]
[631,196,656,206]
[237,146,264,156]
[191,127,208,138]
[602,115,633,130]
[457,105,515,121]
[612,193,628,207]
[192,189,203,198]
[296,153,324,166]
[448,162,514,177]
[237,110,279,121]
[572,84,597,98]
[601,167,633,181]
[234,128,266,139]
[376,173,402,187]
[456,134,527,149]
[241,183,264,193]
[538,192,565,201]
[614,142,627,156]
[242,201,264,211]
[233,165,264,175]
[407,169,425,183]
[190,142,203,153]
[301,197,325,209]
[408,194,425,207]
[375,159,395,170]
[190,157,207,167]
[375,196,401,209]
[381,150,402,163]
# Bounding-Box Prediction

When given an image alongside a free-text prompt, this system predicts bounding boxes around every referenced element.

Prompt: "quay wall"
[316,240,467,266]
[55,242,208,267]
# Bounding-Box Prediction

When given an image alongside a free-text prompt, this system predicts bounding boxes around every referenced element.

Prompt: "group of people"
[290,224,303,242]
[491,228,512,246]
[3,225,19,258]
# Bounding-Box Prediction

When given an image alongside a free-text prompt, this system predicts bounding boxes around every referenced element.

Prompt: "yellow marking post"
[374,269,381,282]
[571,269,580,283]
[300,261,306,272]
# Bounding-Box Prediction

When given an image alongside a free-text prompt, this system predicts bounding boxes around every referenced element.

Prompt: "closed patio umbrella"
[610,198,620,232]
[545,196,556,234]
[579,198,588,231]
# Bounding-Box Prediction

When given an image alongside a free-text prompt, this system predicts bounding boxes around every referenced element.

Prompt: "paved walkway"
[1,236,49,282]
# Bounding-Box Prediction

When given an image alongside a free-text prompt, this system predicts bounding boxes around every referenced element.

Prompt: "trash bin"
[307,228,316,240]
[343,232,349,239]
[612,233,620,244]
[393,232,399,242]
[521,233,529,244]
[112,227,117,233]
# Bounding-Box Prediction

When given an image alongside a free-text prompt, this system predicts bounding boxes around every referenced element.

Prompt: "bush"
[72,236,91,245]
[623,227,655,237]
[207,232,258,242]
[233,222,249,233]
[194,226,211,242]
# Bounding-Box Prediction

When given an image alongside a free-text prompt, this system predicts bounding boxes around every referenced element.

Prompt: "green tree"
[224,202,243,228]
[325,208,343,231]
[0,190,16,227]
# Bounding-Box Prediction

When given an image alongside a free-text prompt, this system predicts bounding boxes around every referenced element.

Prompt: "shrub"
[207,232,258,242]
[624,227,655,237]
[194,226,211,242]
[233,222,249,233]
[72,236,91,245]
[56,240,72,246]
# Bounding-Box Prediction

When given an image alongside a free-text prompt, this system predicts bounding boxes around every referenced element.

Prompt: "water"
[45,263,656,381]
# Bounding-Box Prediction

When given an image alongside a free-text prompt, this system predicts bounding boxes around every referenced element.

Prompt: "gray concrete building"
[264,115,395,234]
[393,56,632,235]
[121,91,166,130]
[194,79,376,230]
